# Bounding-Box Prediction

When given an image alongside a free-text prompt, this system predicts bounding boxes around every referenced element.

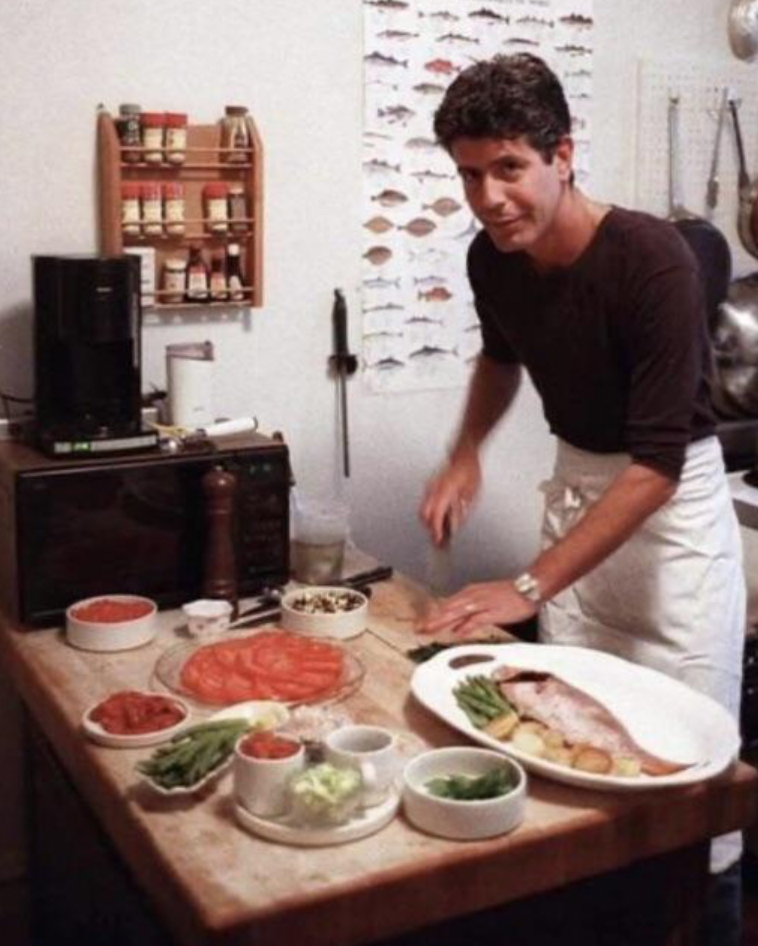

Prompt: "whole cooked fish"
[494,667,690,776]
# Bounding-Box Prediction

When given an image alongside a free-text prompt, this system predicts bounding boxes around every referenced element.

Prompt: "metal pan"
[728,96,758,258]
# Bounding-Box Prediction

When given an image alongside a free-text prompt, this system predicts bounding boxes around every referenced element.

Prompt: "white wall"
[0,0,754,881]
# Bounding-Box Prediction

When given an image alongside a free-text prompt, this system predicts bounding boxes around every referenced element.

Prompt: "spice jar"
[228,184,249,234]
[121,182,141,237]
[118,103,142,164]
[227,243,245,301]
[163,182,186,237]
[186,246,210,302]
[209,251,228,302]
[141,112,166,164]
[162,257,187,304]
[164,112,188,164]
[203,182,229,234]
[220,106,251,163]
[141,182,164,236]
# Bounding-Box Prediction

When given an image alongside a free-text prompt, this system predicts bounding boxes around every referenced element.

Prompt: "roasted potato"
[511,724,546,757]
[483,711,519,741]
[611,755,642,778]
[572,745,613,774]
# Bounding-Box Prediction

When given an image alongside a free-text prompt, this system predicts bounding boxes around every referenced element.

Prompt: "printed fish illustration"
[364,215,395,234]
[371,188,408,207]
[400,217,437,237]
[364,276,401,289]
[464,323,482,333]
[364,158,401,174]
[405,314,444,325]
[413,82,446,95]
[504,37,540,47]
[364,330,404,339]
[378,104,416,123]
[377,29,419,41]
[411,169,455,181]
[413,274,448,287]
[468,8,509,22]
[365,51,409,68]
[372,357,406,371]
[364,246,393,266]
[437,32,480,45]
[363,130,393,141]
[366,79,399,90]
[364,0,408,9]
[418,286,453,302]
[405,136,440,151]
[423,196,463,217]
[419,11,459,21]
[554,43,592,56]
[559,13,594,27]
[424,58,459,75]
[565,68,592,78]
[515,15,553,27]
[365,301,405,312]
[408,345,457,360]
[454,218,480,240]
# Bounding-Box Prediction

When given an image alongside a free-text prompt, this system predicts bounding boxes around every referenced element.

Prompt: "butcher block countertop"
[0,572,756,946]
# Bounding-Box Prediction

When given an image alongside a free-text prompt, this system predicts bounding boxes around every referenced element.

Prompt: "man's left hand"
[416,580,538,637]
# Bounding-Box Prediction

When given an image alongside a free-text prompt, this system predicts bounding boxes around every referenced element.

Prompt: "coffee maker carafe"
[33,254,157,457]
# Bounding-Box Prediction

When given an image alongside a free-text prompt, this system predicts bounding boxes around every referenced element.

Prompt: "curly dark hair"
[433,54,571,160]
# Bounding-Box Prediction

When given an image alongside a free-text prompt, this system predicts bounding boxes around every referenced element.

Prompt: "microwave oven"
[0,434,290,626]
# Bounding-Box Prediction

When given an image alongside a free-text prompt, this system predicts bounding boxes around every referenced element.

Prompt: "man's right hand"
[420,449,482,545]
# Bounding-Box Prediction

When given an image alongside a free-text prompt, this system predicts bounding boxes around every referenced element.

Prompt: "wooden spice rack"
[97,109,263,309]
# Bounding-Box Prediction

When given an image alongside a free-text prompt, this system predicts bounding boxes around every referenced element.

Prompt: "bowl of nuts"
[280,587,368,640]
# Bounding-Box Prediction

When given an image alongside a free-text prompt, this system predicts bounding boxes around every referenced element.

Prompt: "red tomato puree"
[90,691,185,735]
[73,598,153,623]
[239,731,300,759]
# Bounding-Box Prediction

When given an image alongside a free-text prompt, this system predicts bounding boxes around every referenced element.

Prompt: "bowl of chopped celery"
[402,746,526,840]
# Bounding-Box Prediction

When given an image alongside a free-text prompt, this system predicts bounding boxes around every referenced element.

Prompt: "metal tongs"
[706,87,729,213]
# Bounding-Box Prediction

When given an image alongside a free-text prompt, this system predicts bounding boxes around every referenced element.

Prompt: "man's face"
[450,135,573,256]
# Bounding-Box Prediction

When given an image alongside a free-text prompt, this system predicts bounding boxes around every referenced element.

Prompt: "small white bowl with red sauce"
[66,594,158,652]
[83,690,190,748]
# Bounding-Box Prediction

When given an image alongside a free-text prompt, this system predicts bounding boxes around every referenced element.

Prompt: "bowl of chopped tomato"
[83,690,190,748]
[66,594,158,652]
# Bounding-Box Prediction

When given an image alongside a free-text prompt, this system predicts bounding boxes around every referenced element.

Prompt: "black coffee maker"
[33,254,158,457]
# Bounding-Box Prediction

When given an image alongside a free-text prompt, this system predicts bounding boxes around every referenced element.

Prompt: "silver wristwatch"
[513,571,542,605]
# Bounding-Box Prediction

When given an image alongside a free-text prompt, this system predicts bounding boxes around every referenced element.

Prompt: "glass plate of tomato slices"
[152,629,365,710]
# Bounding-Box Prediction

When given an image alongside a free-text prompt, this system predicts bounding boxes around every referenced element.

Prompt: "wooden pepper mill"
[201,465,238,610]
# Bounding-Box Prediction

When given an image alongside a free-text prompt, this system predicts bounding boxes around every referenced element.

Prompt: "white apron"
[539,436,746,873]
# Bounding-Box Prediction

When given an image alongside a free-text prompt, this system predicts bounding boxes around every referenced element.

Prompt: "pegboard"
[635,58,758,276]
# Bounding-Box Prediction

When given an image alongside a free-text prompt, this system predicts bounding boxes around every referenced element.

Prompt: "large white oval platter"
[410,643,740,792]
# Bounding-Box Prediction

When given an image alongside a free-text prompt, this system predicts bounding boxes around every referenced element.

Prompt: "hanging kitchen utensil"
[666,92,732,332]
[728,95,758,259]
[729,0,758,61]
[706,88,729,213]
[328,289,358,478]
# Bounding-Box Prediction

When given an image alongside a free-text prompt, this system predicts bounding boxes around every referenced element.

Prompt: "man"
[417,54,745,944]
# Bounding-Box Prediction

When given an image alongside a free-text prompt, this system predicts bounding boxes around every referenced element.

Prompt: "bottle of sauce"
[141,112,166,164]
[220,106,251,163]
[186,246,210,303]
[164,112,188,164]
[209,251,229,302]
[226,244,245,301]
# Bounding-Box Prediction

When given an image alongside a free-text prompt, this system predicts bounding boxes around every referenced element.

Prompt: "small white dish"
[82,693,190,749]
[402,747,527,841]
[280,586,368,640]
[66,594,157,652]
[234,784,401,846]
[182,599,233,637]
[234,732,306,817]
[144,758,233,798]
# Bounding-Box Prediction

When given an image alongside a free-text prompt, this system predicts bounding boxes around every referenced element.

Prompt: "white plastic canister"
[166,341,215,429]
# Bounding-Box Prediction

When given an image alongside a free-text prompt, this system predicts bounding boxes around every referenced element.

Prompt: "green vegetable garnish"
[136,718,250,790]
[453,675,514,728]
[289,762,363,824]
[425,766,515,801]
